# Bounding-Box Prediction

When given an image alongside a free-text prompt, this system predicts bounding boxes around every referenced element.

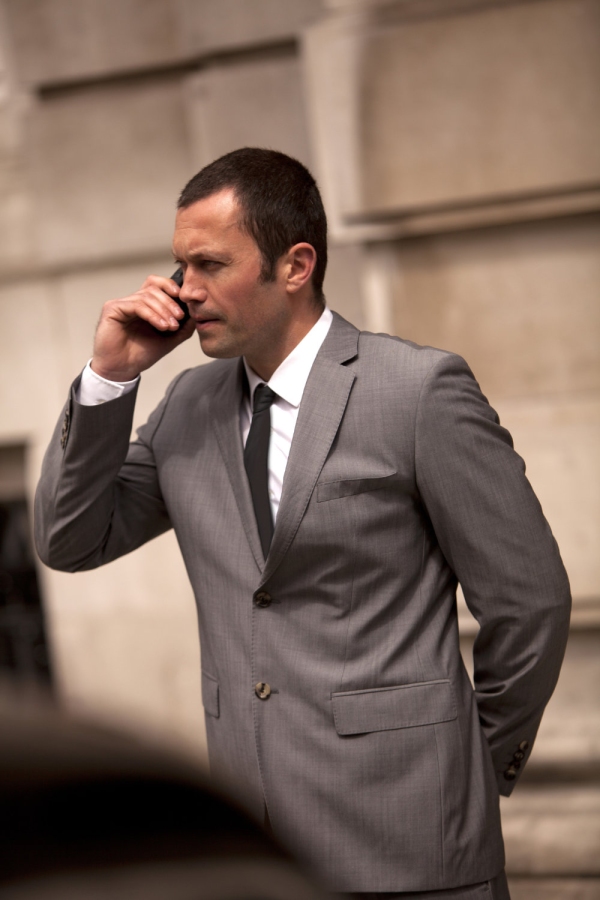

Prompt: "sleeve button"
[504,767,517,781]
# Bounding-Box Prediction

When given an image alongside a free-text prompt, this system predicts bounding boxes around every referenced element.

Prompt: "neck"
[246,304,323,382]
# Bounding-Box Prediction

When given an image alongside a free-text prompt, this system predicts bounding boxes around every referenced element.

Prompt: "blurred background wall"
[0,1,597,897]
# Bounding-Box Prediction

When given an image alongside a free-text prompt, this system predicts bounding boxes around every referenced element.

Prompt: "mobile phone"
[155,267,190,334]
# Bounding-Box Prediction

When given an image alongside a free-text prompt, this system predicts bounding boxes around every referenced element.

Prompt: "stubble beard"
[197,325,246,360]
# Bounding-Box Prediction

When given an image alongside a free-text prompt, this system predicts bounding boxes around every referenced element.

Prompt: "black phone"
[155,267,190,333]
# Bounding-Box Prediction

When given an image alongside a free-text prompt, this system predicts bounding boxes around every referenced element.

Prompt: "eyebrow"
[172,249,230,263]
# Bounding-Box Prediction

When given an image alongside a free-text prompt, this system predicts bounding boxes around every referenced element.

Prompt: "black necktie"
[244,383,277,558]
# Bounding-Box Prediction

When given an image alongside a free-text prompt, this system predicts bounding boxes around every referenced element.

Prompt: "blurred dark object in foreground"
[0,496,53,690]
[0,691,329,900]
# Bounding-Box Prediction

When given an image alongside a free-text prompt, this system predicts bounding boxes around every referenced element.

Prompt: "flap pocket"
[332,679,456,735]
[317,471,397,502]
[201,670,220,719]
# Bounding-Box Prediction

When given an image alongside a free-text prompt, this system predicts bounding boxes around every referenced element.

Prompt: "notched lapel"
[261,314,359,584]
[210,360,265,573]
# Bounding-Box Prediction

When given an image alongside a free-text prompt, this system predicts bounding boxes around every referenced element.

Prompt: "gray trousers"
[346,869,511,900]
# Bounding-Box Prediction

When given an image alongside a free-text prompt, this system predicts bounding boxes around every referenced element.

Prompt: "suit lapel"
[260,313,359,584]
[210,359,265,573]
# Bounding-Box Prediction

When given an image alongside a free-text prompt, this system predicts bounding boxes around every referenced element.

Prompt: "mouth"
[194,316,222,330]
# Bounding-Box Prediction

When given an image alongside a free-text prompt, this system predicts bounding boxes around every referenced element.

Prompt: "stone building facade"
[0,1,598,897]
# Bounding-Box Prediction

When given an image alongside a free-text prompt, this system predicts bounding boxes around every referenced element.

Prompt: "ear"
[283,243,317,295]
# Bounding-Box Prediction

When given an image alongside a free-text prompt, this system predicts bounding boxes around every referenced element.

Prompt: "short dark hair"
[177,148,327,304]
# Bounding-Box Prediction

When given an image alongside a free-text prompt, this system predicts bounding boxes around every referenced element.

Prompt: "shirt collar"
[244,306,333,408]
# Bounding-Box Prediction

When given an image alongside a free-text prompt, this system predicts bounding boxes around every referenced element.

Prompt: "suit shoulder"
[356,329,464,377]
[167,357,238,394]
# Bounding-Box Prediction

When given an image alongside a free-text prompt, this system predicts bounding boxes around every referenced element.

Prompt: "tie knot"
[253,383,277,414]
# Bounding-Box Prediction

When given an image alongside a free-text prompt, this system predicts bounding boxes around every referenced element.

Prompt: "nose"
[179,269,208,304]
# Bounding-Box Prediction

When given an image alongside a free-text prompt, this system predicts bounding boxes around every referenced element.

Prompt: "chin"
[198,336,241,360]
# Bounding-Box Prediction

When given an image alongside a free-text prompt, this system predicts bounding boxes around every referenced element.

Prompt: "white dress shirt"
[76,306,333,523]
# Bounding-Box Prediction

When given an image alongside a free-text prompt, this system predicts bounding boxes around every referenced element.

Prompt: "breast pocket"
[332,680,456,735]
[317,471,397,502]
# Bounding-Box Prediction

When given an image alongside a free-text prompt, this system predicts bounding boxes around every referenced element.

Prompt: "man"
[35,148,571,899]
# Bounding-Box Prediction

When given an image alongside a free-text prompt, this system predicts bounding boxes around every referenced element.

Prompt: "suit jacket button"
[254,591,272,608]
[255,682,271,700]
[519,740,530,751]
[513,751,525,762]
[504,766,517,780]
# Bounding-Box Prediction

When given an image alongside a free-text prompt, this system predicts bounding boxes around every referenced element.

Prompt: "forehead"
[173,188,251,254]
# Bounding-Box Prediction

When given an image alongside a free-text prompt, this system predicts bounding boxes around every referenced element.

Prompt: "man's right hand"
[91,274,195,382]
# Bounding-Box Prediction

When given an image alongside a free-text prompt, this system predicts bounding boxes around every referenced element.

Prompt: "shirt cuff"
[76,360,140,406]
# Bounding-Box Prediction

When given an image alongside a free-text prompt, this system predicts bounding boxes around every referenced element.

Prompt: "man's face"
[172,189,291,372]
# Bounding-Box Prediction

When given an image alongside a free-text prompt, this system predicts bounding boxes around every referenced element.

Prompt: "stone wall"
[0,0,597,895]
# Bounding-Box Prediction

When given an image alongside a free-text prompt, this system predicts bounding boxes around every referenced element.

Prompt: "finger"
[170,313,196,343]
[143,307,195,345]
[101,298,171,333]
[109,290,184,331]
[134,295,183,331]
[142,274,182,297]
[138,285,187,323]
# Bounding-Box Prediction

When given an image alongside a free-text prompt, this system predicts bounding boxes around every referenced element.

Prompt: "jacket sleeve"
[414,352,571,796]
[34,370,186,572]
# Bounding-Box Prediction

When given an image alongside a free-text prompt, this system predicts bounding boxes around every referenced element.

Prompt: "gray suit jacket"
[35,312,571,893]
